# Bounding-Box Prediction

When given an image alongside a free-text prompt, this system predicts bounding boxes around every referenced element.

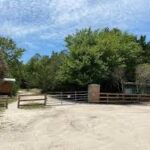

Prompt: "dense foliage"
[0,37,25,94]
[57,28,142,90]
[0,51,8,79]
[0,37,25,82]
[0,28,150,93]
[136,63,150,93]
[23,51,66,92]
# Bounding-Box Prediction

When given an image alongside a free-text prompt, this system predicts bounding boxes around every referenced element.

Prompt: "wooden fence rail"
[18,94,47,108]
[0,95,8,108]
[99,93,150,104]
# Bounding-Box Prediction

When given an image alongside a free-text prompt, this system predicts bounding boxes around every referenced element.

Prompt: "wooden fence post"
[44,94,47,106]
[107,93,109,104]
[138,94,141,103]
[17,95,20,108]
[61,92,63,105]
[75,91,77,102]
[6,97,8,109]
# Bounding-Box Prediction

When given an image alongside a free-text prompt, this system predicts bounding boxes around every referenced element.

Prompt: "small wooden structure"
[0,78,15,108]
[17,94,47,108]
[0,78,16,95]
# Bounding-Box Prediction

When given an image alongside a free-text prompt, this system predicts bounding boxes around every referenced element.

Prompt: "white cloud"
[0,0,150,53]
[49,0,89,25]
[0,0,150,37]
[47,0,150,27]
[0,22,49,37]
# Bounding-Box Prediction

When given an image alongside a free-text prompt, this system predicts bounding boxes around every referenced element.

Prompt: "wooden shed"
[0,78,16,95]
[123,82,150,94]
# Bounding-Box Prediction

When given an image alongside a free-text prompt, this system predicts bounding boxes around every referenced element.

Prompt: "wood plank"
[18,94,47,108]
[20,99,46,102]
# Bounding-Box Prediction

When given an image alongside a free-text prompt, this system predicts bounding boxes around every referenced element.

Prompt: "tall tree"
[0,51,8,79]
[0,37,25,82]
[112,65,126,92]
[137,35,150,63]
[136,63,150,93]
[25,51,66,92]
[58,28,142,89]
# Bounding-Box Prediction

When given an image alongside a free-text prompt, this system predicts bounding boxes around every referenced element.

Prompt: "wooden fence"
[17,91,87,108]
[17,91,150,108]
[18,94,47,108]
[0,95,8,108]
[99,92,150,104]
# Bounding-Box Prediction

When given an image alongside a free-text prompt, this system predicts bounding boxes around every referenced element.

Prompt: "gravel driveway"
[0,95,150,150]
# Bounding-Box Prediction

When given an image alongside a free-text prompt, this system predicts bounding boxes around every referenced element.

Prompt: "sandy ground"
[0,94,150,150]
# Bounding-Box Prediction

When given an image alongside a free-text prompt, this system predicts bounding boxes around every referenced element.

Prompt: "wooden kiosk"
[0,78,16,108]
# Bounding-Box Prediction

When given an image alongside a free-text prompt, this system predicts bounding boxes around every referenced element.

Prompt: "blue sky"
[0,0,150,62]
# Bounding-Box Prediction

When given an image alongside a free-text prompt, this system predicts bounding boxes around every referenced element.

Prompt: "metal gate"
[47,91,88,105]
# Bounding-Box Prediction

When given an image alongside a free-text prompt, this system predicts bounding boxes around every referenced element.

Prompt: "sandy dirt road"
[0,96,150,150]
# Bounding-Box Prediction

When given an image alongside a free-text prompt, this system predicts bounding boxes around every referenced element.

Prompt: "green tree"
[0,37,25,82]
[0,51,8,79]
[58,28,142,89]
[25,51,66,92]
[137,35,150,63]
[0,36,25,95]
[112,65,126,92]
[136,63,150,93]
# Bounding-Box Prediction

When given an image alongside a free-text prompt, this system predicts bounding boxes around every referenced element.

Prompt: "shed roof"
[3,78,16,82]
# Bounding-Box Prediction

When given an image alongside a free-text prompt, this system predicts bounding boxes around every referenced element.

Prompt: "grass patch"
[8,96,17,104]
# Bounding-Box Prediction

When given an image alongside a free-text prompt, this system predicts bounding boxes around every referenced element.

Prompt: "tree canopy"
[57,28,142,90]
[0,51,8,79]
[0,27,150,93]
[24,51,66,92]
[0,37,25,94]
[0,37,25,81]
